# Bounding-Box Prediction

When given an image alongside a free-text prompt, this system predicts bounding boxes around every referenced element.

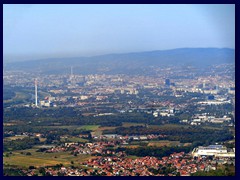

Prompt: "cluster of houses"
[23,150,235,176]
[92,134,167,141]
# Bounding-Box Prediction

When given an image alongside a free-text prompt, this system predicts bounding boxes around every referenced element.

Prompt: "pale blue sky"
[3,4,235,62]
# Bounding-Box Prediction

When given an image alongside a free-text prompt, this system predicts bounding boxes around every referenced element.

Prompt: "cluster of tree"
[4,107,121,126]
[4,125,91,138]
[3,88,15,100]
[148,166,178,176]
[116,146,192,158]
[4,107,82,122]
[3,137,41,152]
[3,167,26,176]
[191,165,235,176]
[4,104,233,129]
[104,126,233,145]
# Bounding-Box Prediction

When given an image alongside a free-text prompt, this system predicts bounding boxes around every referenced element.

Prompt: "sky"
[3,4,235,62]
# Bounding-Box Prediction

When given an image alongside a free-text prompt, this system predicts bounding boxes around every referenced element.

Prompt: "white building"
[192,145,234,158]
[80,95,88,100]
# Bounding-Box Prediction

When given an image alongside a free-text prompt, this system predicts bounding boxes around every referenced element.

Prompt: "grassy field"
[61,137,89,143]
[40,125,99,131]
[201,126,222,130]
[4,136,28,141]
[127,155,139,159]
[39,126,77,129]
[3,148,92,168]
[148,140,181,147]
[38,91,51,98]
[77,125,99,131]
[92,126,117,136]
[4,92,30,104]
[3,123,16,126]
[122,122,145,127]
[149,124,189,129]
[123,145,140,149]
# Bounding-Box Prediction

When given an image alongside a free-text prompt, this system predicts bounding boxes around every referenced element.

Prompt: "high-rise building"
[165,79,170,86]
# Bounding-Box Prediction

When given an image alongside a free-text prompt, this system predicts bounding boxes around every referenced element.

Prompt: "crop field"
[39,125,99,131]
[61,137,89,143]
[77,125,99,131]
[123,145,140,149]
[3,148,92,168]
[4,136,28,141]
[92,126,117,136]
[147,140,181,147]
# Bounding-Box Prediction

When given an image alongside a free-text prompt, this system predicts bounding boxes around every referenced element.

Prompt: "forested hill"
[5,48,234,75]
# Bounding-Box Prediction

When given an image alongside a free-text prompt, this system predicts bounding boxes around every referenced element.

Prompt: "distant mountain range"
[5,48,235,75]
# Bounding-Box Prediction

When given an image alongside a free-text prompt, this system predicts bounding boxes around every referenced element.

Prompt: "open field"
[77,125,99,131]
[39,125,99,131]
[4,92,30,104]
[3,123,16,126]
[92,126,117,136]
[127,155,139,159]
[149,124,189,129]
[3,148,92,168]
[122,122,145,127]
[123,145,140,149]
[148,140,180,147]
[4,136,28,141]
[61,137,89,143]
[201,126,222,130]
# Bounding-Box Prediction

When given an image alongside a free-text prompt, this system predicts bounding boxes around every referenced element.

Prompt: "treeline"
[4,107,180,127]
[115,146,192,158]
[5,105,233,128]
[191,165,235,176]
[4,125,90,136]
[3,167,26,176]
[3,137,41,152]
[104,126,233,145]
[3,90,15,100]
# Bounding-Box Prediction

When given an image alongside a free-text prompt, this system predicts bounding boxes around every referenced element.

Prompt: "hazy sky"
[3,4,235,62]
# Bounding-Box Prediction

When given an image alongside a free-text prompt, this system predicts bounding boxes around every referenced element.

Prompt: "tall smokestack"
[35,79,38,107]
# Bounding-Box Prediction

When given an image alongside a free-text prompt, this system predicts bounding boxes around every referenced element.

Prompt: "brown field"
[3,123,16,126]
[123,145,140,149]
[92,126,117,136]
[183,143,192,146]
[147,140,180,147]
[4,136,28,141]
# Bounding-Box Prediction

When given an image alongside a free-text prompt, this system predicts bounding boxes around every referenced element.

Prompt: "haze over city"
[3,4,235,62]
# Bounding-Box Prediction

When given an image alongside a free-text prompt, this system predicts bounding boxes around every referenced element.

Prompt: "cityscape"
[3,4,235,176]
[3,62,235,176]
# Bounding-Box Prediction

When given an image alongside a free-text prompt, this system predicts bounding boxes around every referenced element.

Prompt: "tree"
[29,166,35,170]
[39,167,46,176]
